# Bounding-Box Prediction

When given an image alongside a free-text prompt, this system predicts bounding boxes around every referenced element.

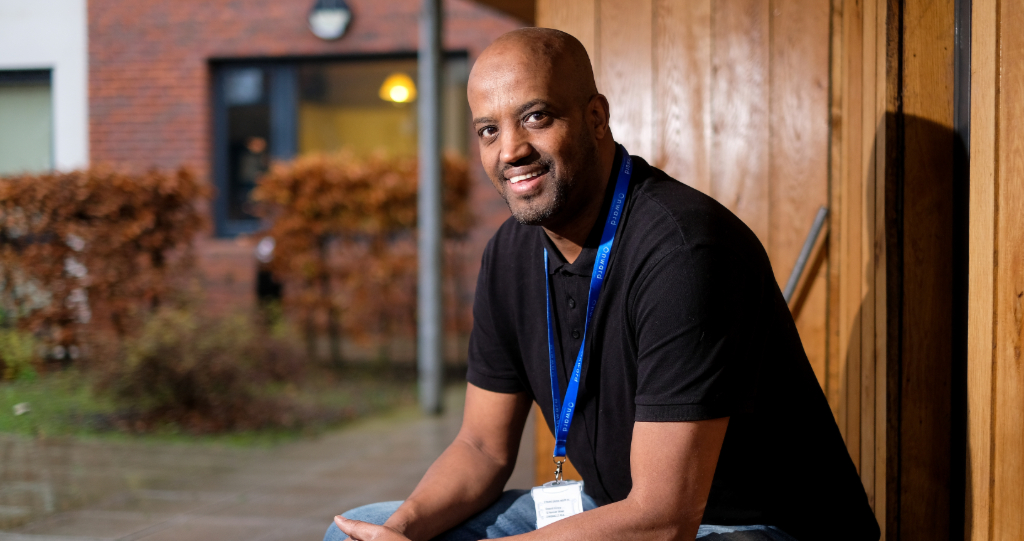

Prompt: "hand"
[334,516,412,541]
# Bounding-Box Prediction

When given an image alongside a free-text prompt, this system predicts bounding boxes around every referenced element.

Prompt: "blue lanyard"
[545,144,632,458]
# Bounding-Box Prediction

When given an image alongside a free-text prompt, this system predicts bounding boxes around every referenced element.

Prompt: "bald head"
[467,28,615,232]
[470,28,597,106]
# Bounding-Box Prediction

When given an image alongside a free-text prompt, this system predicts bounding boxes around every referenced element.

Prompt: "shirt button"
[567,297,576,309]
[571,329,581,339]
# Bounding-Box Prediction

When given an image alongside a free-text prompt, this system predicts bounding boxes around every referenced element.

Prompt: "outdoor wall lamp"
[308,0,352,41]
[379,73,417,103]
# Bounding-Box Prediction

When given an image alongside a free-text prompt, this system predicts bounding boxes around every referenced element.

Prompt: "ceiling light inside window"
[379,73,417,103]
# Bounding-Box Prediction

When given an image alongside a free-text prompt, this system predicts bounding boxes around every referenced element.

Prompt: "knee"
[324,500,403,540]
[340,500,402,525]
[323,523,347,541]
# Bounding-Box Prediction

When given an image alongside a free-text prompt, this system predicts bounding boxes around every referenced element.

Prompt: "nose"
[498,126,532,167]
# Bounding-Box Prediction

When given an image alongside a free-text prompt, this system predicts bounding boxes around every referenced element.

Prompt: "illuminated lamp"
[308,0,352,41]
[379,73,417,103]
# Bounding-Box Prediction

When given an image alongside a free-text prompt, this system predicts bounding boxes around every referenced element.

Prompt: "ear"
[586,94,612,140]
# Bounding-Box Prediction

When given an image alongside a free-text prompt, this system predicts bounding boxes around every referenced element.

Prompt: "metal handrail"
[783,206,829,304]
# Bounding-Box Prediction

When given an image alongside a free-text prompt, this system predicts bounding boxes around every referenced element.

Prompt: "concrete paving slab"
[0,534,111,541]
[208,495,341,520]
[1,385,536,540]
[16,513,163,538]
[251,523,333,541]
[127,521,267,541]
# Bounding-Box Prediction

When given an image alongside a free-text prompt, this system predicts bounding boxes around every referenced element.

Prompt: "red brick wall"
[89,0,521,318]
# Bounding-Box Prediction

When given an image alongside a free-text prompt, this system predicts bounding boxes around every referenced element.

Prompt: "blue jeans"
[323,489,798,540]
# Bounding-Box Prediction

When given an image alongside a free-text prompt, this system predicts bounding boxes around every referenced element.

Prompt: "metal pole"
[417,0,444,415]
[782,206,829,304]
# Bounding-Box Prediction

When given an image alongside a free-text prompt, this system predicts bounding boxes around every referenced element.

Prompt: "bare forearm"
[506,496,701,541]
[385,435,515,541]
[336,414,726,541]
[510,418,726,541]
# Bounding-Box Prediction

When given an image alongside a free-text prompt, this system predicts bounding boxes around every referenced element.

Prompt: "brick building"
[87,0,522,320]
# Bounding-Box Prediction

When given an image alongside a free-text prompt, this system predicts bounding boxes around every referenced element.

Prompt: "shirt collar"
[542,150,624,278]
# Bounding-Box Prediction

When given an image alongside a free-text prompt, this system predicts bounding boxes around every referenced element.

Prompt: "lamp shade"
[379,73,417,103]
[308,0,352,41]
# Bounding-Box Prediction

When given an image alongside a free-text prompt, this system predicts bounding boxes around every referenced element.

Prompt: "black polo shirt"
[467,153,879,540]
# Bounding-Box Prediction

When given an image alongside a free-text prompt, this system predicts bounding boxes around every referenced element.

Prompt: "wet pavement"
[0,386,535,541]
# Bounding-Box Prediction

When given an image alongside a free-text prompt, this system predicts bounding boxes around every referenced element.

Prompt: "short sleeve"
[466,240,527,394]
[631,242,763,422]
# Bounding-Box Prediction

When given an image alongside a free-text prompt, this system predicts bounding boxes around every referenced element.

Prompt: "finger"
[334,516,379,540]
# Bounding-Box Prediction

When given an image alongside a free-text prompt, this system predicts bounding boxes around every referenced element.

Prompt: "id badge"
[532,480,585,528]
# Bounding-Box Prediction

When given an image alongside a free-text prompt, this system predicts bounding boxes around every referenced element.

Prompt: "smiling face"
[468,29,612,228]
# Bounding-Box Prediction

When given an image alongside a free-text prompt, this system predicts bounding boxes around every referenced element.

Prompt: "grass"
[0,367,419,447]
[0,370,118,438]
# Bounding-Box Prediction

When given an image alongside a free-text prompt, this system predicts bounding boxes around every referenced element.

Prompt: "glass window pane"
[298,59,419,156]
[224,68,265,106]
[0,71,52,175]
[223,67,270,221]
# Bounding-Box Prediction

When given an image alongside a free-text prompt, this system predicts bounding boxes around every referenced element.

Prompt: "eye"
[524,111,548,124]
[478,125,497,138]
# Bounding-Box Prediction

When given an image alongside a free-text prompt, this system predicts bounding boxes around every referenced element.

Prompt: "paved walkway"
[0,387,535,541]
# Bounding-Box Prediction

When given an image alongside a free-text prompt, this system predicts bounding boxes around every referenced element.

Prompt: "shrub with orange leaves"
[251,150,472,364]
[0,167,210,363]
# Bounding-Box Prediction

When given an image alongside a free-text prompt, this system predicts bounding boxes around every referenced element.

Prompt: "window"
[211,55,468,237]
[0,70,52,176]
[299,59,419,156]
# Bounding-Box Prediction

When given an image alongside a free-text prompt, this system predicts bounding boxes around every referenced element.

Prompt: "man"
[326,28,879,541]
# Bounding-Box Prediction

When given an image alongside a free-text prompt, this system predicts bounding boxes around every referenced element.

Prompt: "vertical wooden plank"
[598,0,653,159]
[897,0,956,537]
[882,2,903,536]
[535,0,598,73]
[710,0,771,246]
[839,0,864,466]
[826,0,845,420]
[872,0,888,530]
[858,0,878,506]
[991,2,1024,538]
[767,0,830,386]
[652,0,712,194]
[768,0,830,286]
[966,0,996,537]
[799,272,831,389]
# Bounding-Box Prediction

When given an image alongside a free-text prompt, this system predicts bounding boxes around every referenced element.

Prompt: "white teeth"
[509,170,543,183]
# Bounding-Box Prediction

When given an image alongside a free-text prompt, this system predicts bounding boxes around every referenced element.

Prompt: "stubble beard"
[500,130,598,227]
[505,156,566,226]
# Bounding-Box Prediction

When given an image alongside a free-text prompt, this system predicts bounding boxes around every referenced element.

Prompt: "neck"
[542,142,617,264]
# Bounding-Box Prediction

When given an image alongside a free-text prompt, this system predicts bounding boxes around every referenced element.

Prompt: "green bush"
[0,327,38,381]
[96,307,304,433]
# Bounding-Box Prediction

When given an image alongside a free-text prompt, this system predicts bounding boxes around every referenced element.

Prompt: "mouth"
[508,170,545,184]
[503,166,549,196]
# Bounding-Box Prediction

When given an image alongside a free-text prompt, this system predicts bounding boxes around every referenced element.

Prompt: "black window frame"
[211,61,297,237]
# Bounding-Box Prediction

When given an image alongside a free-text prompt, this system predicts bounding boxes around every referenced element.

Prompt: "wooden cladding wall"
[967,0,1024,539]
[532,0,832,485]
[824,0,963,537]
[533,2,966,539]
[820,0,962,538]
[828,0,888,530]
